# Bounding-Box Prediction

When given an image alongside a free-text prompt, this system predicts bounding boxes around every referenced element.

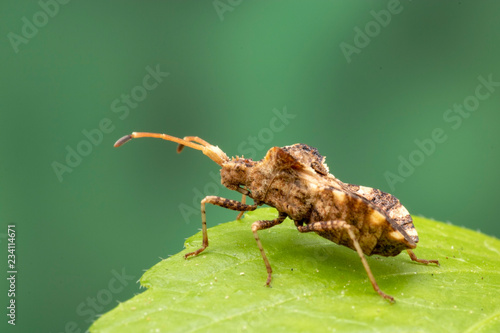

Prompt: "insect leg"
[406,250,440,266]
[346,228,395,302]
[252,212,288,286]
[297,220,352,242]
[235,194,247,220]
[298,221,394,302]
[184,196,257,259]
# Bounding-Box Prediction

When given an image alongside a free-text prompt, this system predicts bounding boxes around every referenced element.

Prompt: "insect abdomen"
[309,188,416,256]
[341,184,419,245]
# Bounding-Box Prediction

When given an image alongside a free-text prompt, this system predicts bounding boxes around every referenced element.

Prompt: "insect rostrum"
[114,132,439,302]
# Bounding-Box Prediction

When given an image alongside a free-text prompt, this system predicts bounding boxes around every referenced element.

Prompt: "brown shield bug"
[114,132,439,302]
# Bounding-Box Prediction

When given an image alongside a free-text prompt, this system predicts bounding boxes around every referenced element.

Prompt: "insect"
[114,132,439,302]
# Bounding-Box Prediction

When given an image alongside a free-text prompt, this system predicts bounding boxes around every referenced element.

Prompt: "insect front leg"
[298,220,395,302]
[235,194,247,220]
[252,212,288,286]
[184,196,257,259]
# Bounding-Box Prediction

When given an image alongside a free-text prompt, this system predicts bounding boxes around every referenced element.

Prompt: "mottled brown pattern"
[282,144,329,175]
[115,133,439,301]
[208,196,258,212]
[221,144,418,257]
[340,183,419,244]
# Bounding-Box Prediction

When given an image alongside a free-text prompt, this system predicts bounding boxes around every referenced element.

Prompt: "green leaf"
[91,208,500,333]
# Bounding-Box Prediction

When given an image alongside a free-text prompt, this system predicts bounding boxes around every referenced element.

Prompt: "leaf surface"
[91,208,500,333]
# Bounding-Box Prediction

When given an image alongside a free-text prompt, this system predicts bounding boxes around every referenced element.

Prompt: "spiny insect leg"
[184,196,257,259]
[298,221,394,302]
[407,250,440,266]
[297,220,352,243]
[251,212,288,286]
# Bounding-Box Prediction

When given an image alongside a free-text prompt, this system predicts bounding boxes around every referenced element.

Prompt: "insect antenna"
[176,136,211,153]
[114,132,229,166]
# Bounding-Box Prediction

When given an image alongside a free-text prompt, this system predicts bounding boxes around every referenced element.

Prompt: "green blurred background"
[1,1,499,332]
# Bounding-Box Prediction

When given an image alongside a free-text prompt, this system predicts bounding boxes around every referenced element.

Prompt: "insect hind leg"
[184,196,257,259]
[298,220,395,302]
[407,250,440,266]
